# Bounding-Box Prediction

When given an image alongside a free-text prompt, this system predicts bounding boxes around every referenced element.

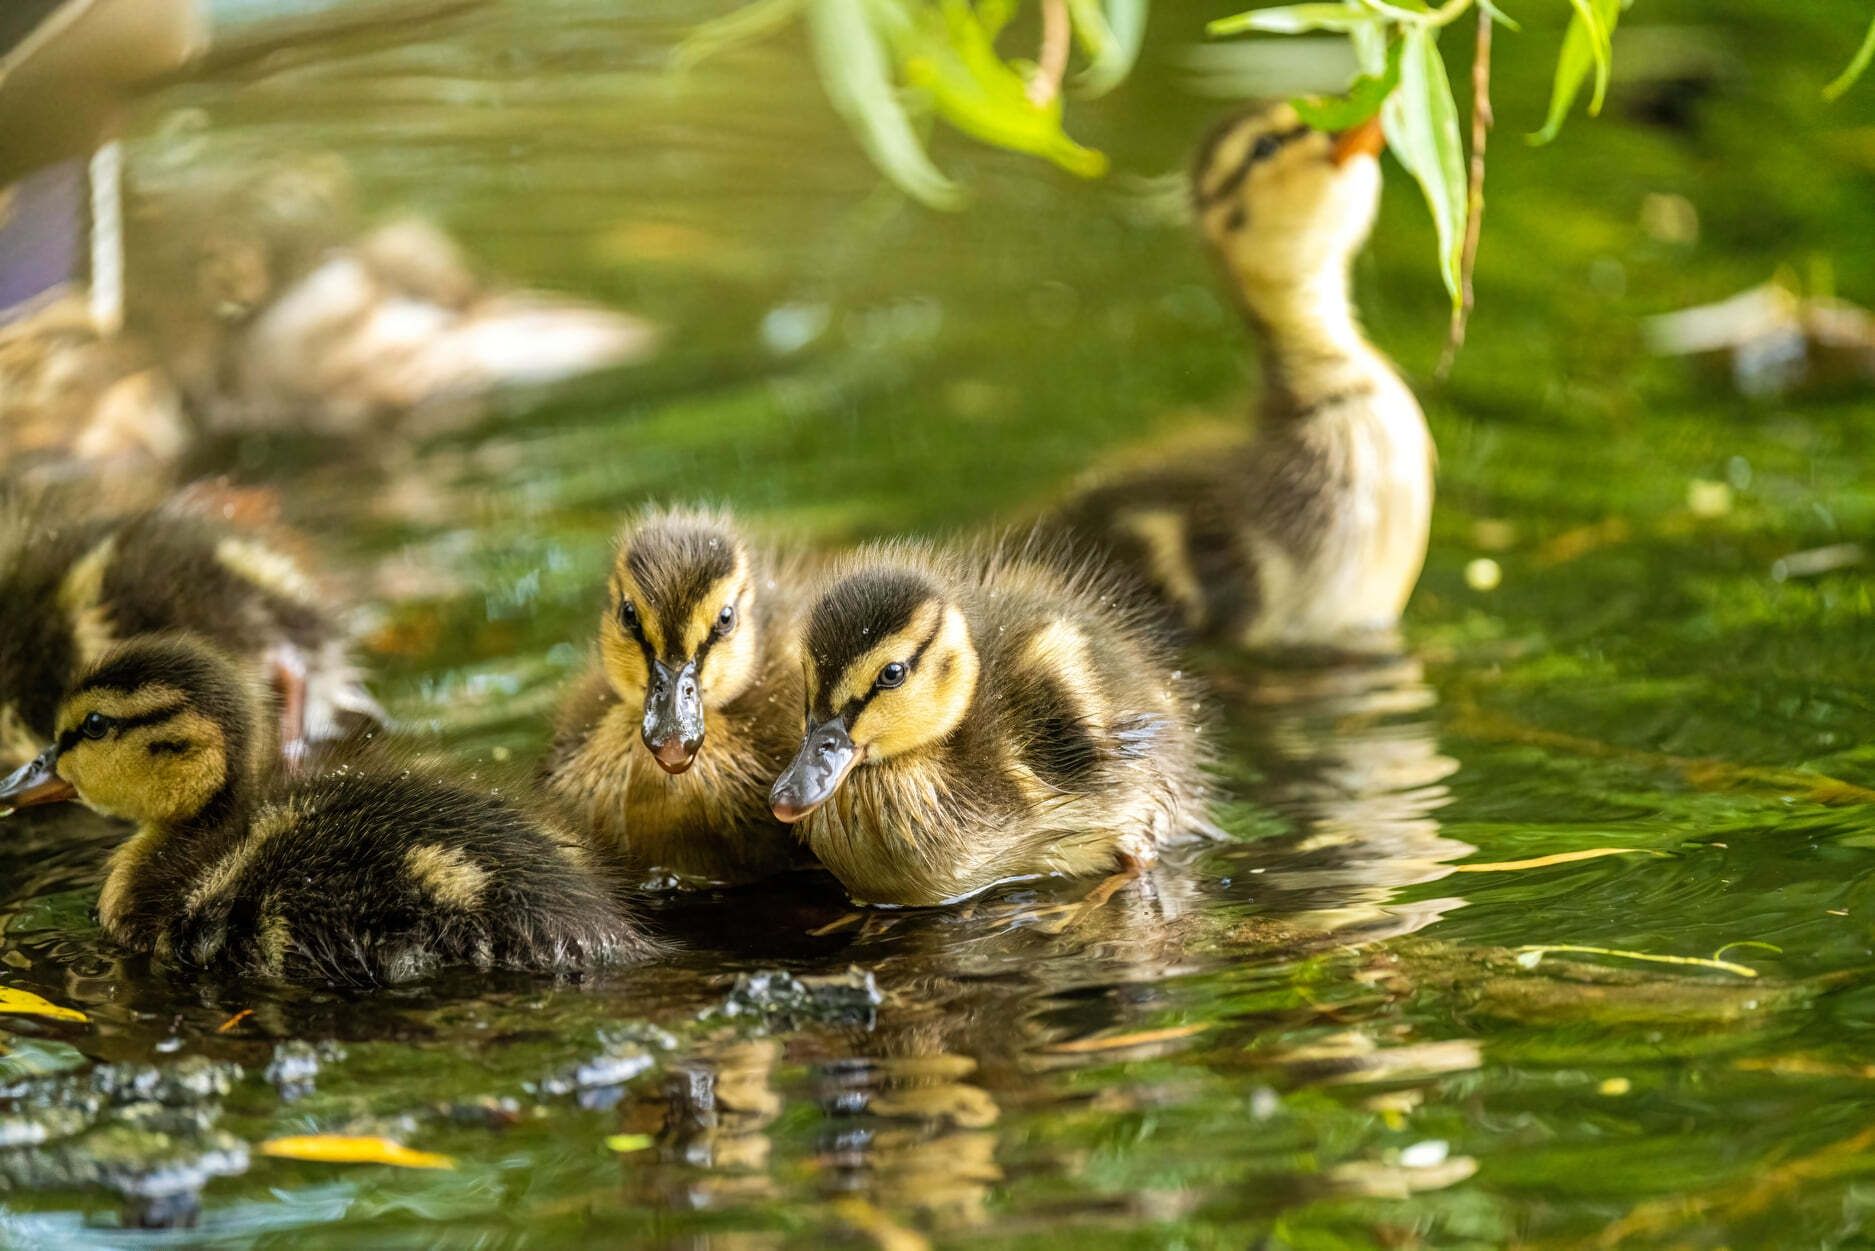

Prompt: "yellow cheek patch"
[830,602,943,712]
[849,607,980,761]
[60,709,227,826]
[405,844,490,910]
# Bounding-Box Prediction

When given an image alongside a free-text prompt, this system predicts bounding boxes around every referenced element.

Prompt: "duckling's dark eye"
[715,603,737,636]
[877,662,908,690]
[618,600,640,632]
[80,712,110,740]
[1252,133,1282,161]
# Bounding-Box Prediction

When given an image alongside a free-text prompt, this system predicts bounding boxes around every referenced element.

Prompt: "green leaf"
[1066,0,1147,98]
[1292,35,1402,131]
[0,1036,88,1083]
[1208,3,1377,37]
[1824,12,1875,101]
[1529,0,1623,145]
[805,0,965,210]
[1384,24,1467,304]
[885,0,1108,179]
[1476,0,1520,32]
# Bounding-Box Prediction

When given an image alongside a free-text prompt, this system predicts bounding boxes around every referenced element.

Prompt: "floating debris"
[0,987,88,1024]
[716,968,883,1031]
[264,1040,346,1101]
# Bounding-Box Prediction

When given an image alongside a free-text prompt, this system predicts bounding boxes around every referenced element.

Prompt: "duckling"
[0,635,653,985]
[542,507,807,887]
[768,540,1210,907]
[0,481,380,770]
[1048,105,1432,650]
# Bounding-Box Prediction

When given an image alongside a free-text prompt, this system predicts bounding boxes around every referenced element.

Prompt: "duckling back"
[162,767,654,986]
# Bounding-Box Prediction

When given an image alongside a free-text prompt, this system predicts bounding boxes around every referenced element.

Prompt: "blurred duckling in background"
[1048,104,1432,651]
[125,156,659,439]
[769,540,1210,907]
[0,635,652,985]
[0,481,379,769]
[544,508,807,887]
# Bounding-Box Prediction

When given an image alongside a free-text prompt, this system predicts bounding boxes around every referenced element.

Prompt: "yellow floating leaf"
[1044,1023,1207,1054]
[0,987,88,1024]
[604,1134,654,1154]
[1452,848,1661,874]
[260,1135,455,1170]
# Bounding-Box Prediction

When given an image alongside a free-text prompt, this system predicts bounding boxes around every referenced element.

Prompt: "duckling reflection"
[1208,654,1470,945]
[616,1039,784,1209]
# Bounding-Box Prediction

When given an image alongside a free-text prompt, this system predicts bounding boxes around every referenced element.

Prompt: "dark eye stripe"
[839,614,946,723]
[56,702,186,753]
[1198,123,1312,207]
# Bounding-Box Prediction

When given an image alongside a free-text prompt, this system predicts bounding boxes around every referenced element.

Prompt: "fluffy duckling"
[768,541,1210,906]
[0,482,379,769]
[1049,104,1432,650]
[543,508,806,887]
[0,635,652,985]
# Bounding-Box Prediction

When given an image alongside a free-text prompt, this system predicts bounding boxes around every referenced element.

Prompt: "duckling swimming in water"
[0,635,653,985]
[1048,105,1432,651]
[543,508,807,887]
[0,482,378,769]
[769,540,1210,907]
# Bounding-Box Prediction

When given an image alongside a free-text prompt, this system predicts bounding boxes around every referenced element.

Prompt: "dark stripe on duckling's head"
[804,566,942,722]
[1192,103,1312,211]
[610,510,747,663]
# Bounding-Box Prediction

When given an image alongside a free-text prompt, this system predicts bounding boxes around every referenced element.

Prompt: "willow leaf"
[805,0,964,210]
[1384,24,1466,304]
[1824,12,1875,101]
[1530,0,1623,145]
[1067,0,1147,97]
[1293,35,1402,130]
[1209,3,1377,37]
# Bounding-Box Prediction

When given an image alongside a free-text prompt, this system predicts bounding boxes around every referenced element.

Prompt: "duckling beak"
[771,718,860,824]
[1332,116,1386,166]
[0,747,75,816]
[642,659,705,775]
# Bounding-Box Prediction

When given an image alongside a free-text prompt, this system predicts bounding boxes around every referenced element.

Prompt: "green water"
[5,0,1875,1245]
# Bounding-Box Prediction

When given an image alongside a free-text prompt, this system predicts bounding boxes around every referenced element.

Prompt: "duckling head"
[602,508,762,775]
[0,636,257,827]
[1192,102,1384,299]
[771,560,979,822]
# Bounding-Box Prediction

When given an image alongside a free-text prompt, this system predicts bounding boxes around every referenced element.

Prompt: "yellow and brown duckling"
[0,635,653,985]
[768,540,1211,907]
[543,508,807,887]
[1048,104,1432,650]
[0,482,379,770]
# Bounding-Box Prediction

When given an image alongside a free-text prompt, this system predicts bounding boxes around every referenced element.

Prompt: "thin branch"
[1437,5,1493,378]
[1028,0,1072,106]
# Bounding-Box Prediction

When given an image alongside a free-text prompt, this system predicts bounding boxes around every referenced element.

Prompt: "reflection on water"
[5,0,1875,1245]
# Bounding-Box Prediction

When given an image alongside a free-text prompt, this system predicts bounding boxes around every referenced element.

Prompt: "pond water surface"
[5,1,1875,1246]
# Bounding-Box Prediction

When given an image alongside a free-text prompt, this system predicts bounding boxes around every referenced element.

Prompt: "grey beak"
[642,659,705,775]
[0,746,75,815]
[771,717,860,823]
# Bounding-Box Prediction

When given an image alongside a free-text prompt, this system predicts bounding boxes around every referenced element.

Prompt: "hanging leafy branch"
[679,0,1143,209]
[686,1,1874,339]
